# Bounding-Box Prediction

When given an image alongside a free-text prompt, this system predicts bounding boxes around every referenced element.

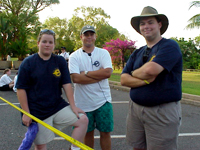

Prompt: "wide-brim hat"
[131,6,169,35]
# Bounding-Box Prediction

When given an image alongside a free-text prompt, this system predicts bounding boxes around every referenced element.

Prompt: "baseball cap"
[61,47,66,50]
[80,25,96,35]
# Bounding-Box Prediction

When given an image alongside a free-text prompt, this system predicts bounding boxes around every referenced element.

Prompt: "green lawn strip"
[110,73,121,82]
[182,81,200,95]
[11,57,18,61]
[182,71,200,82]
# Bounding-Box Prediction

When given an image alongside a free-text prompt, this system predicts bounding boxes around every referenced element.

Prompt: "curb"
[109,81,200,107]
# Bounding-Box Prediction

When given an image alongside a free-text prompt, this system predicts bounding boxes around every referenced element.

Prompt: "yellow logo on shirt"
[149,55,156,62]
[53,68,61,77]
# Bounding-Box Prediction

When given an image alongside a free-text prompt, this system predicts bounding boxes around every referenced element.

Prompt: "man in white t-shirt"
[60,46,69,62]
[69,25,113,150]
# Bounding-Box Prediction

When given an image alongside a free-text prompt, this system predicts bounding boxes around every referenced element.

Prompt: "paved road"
[0,70,200,150]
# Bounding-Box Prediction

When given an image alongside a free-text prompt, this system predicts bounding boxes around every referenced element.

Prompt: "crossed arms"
[71,68,112,84]
[121,61,164,88]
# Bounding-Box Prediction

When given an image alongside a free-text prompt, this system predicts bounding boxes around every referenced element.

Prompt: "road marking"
[54,135,126,140]
[0,103,20,106]
[179,133,200,136]
[54,133,200,141]
[112,101,129,104]
[0,101,129,106]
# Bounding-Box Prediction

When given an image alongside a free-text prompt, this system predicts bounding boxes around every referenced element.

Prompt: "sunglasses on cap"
[40,29,55,35]
[143,47,151,63]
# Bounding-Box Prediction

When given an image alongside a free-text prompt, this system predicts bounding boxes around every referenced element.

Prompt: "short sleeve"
[152,40,182,72]
[101,50,113,70]
[16,58,31,89]
[69,53,80,74]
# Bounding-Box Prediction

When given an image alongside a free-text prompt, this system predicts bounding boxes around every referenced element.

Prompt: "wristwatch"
[85,71,88,75]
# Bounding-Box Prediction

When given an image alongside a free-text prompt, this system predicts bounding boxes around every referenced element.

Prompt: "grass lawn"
[110,70,200,96]
[182,71,200,95]
[11,58,18,61]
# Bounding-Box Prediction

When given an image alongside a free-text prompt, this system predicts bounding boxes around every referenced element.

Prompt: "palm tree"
[186,1,200,29]
[0,16,13,60]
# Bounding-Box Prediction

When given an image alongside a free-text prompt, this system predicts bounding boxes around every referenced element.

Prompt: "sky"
[38,0,200,47]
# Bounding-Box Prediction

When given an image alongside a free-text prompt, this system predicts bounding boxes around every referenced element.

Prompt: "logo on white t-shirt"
[93,61,100,67]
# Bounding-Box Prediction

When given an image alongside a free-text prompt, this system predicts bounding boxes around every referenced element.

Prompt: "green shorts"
[86,102,114,133]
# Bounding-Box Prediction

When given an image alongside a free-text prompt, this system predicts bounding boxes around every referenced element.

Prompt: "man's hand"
[146,76,156,83]
[71,105,86,119]
[81,68,112,80]
[131,62,164,80]
[22,114,32,127]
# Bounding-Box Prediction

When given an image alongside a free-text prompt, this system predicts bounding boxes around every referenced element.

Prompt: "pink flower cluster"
[103,38,136,68]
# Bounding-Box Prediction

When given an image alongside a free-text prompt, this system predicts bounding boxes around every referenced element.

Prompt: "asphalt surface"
[0,70,200,150]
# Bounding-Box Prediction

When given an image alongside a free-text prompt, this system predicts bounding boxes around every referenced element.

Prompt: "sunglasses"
[40,29,55,35]
[143,47,151,63]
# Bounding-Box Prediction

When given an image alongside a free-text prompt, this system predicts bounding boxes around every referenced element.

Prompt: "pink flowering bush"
[103,38,136,69]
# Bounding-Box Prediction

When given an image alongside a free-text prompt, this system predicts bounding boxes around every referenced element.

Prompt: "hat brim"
[82,29,95,34]
[61,47,66,49]
[131,14,169,35]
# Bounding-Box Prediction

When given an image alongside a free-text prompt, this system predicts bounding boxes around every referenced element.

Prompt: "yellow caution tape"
[0,97,93,150]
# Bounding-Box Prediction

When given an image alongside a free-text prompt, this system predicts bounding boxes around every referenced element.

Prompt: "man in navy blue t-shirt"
[121,6,182,150]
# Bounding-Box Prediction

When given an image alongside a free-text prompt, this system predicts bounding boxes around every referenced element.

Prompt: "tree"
[41,17,75,53]
[1,0,60,60]
[0,15,13,60]
[39,6,132,55]
[171,37,200,69]
[68,6,121,50]
[194,34,200,48]
[186,1,200,29]
[103,38,136,69]
[11,26,29,60]
[95,24,120,48]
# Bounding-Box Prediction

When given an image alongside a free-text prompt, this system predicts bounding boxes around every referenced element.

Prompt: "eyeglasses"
[143,47,151,63]
[40,29,55,35]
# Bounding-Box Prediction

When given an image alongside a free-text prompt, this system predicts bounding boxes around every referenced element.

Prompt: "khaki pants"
[126,100,182,150]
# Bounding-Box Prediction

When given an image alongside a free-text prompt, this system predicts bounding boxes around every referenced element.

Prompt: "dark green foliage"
[0,0,59,60]
[171,37,200,69]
